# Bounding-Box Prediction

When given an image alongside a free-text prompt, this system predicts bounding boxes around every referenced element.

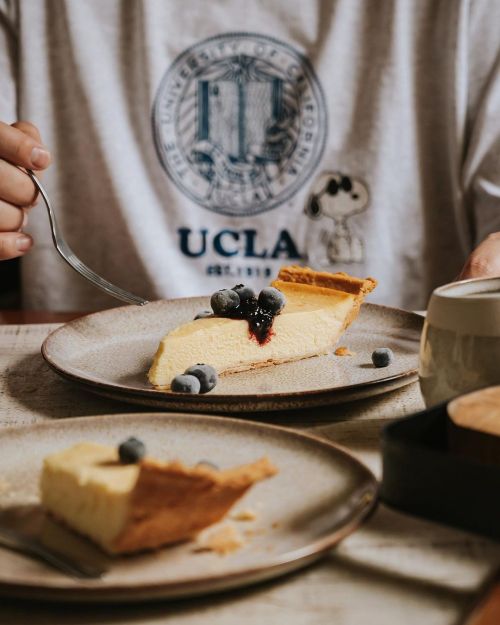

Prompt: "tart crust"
[275,265,377,295]
[112,457,277,553]
[273,265,377,330]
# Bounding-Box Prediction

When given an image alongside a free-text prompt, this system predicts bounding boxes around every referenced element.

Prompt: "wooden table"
[0,313,499,625]
[0,310,84,324]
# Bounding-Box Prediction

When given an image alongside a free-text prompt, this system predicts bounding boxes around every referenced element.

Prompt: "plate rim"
[0,412,378,602]
[40,299,423,403]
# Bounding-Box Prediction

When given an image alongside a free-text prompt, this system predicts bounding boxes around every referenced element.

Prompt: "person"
[0,0,499,311]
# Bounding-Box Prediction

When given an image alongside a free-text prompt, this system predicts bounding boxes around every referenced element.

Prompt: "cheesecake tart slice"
[40,442,276,554]
[148,265,377,389]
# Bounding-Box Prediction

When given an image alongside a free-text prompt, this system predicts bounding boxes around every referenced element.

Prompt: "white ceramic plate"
[0,413,377,602]
[41,299,423,413]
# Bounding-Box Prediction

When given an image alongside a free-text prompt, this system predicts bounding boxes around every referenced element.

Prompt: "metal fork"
[0,525,106,579]
[25,169,149,306]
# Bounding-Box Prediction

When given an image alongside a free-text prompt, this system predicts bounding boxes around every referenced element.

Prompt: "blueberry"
[241,295,259,313]
[118,437,146,464]
[184,364,218,393]
[258,287,286,315]
[232,284,255,303]
[210,289,240,316]
[371,348,394,368]
[171,374,201,394]
[194,310,213,320]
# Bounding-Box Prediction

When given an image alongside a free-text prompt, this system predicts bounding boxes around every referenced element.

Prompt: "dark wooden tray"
[381,402,500,540]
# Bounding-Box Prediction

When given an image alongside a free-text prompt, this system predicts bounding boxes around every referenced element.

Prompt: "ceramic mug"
[419,277,500,407]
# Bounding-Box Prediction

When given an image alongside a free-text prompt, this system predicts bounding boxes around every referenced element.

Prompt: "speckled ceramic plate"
[42,299,423,413]
[0,412,377,602]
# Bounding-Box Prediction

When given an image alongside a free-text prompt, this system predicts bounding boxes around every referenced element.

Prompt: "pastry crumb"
[271,521,281,529]
[194,524,244,555]
[232,508,257,522]
[335,346,356,357]
[243,527,267,538]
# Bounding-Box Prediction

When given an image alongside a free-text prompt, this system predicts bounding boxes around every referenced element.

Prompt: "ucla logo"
[153,32,327,216]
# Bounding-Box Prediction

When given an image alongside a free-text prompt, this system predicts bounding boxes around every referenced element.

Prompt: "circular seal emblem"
[153,32,327,217]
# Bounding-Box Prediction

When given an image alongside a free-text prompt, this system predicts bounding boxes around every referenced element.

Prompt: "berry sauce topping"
[228,295,276,344]
[210,285,286,345]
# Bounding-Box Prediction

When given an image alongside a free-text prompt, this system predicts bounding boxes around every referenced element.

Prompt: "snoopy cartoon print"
[305,172,369,264]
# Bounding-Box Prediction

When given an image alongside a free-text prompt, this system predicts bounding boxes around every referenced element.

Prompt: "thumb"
[0,232,33,260]
[0,121,51,170]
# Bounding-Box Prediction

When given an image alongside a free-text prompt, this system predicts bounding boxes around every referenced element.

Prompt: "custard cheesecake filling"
[148,265,377,389]
[40,443,138,551]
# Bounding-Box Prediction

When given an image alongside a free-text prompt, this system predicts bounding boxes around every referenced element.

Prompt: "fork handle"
[23,169,149,307]
[0,527,105,579]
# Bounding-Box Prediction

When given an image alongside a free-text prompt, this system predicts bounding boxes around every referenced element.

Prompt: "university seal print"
[153,32,327,216]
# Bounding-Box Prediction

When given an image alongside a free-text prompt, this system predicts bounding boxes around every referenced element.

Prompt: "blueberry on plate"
[210,289,240,316]
[171,374,201,394]
[232,284,256,303]
[184,363,218,393]
[371,347,394,368]
[258,287,286,315]
[194,310,213,320]
[118,437,146,464]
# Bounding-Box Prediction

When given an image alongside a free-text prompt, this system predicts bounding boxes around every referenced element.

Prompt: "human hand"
[458,232,500,280]
[0,121,51,260]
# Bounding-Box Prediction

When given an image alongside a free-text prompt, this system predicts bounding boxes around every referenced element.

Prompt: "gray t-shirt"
[1,0,499,310]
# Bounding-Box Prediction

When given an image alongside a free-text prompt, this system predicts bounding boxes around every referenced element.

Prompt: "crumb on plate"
[334,346,356,357]
[232,508,257,522]
[243,527,267,538]
[194,524,244,555]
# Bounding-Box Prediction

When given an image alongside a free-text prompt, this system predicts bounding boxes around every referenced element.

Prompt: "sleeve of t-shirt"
[462,0,500,247]
[0,0,17,123]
